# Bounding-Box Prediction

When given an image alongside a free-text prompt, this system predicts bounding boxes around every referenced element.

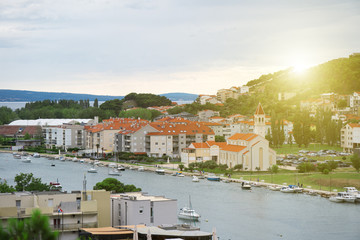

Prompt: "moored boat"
[241,181,252,190]
[207,173,220,181]
[87,166,98,173]
[178,207,201,221]
[268,185,282,191]
[155,168,165,175]
[192,176,199,182]
[138,166,144,172]
[22,157,31,163]
[280,186,296,193]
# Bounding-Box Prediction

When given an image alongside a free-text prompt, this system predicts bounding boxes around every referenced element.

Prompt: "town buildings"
[110,192,177,227]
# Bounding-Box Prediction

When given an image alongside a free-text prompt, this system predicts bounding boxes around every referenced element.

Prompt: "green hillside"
[247,53,360,100]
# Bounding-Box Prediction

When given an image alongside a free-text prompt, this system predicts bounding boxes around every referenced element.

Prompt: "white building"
[341,123,360,153]
[110,192,177,227]
[44,124,86,149]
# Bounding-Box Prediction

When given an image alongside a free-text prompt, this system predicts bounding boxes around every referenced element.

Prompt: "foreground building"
[0,190,110,239]
[341,123,360,153]
[110,192,177,227]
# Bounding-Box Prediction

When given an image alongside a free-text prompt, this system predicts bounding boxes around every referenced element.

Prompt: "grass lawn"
[273,143,343,155]
[230,170,360,191]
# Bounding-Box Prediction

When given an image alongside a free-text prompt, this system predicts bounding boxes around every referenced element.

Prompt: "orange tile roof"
[228,133,258,141]
[206,141,228,148]
[191,142,210,149]
[86,118,150,133]
[147,122,214,136]
[348,123,360,128]
[221,145,246,152]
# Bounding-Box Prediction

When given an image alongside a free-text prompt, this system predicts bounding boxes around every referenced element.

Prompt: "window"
[16,200,21,208]
[139,206,144,214]
[155,142,158,145]
[48,199,53,207]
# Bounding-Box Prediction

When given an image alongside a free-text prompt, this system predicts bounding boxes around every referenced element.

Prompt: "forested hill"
[0,89,198,102]
[246,53,360,99]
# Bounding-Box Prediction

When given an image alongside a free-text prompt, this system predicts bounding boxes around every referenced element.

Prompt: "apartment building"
[85,118,150,154]
[197,110,220,122]
[146,122,215,158]
[0,190,110,239]
[44,124,86,149]
[110,192,177,227]
[341,123,360,153]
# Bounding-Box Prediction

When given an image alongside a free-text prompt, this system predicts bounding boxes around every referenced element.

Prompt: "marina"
[0,152,360,240]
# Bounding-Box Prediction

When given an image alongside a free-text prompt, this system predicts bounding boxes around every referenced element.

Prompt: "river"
[0,153,359,240]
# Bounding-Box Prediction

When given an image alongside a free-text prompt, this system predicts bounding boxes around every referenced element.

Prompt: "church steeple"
[254,103,266,138]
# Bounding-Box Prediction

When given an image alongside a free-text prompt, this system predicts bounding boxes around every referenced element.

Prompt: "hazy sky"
[1,0,359,96]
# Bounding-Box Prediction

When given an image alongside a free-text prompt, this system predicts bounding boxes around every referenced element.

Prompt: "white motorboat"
[108,168,120,176]
[13,154,21,159]
[155,168,165,175]
[177,173,185,177]
[241,181,252,190]
[87,167,98,173]
[268,185,282,191]
[178,207,201,221]
[94,160,101,165]
[33,153,40,158]
[337,192,356,203]
[344,187,360,202]
[138,166,144,172]
[289,185,303,193]
[22,157,31,163]
[108,163,117,168]
[192,176,199,182]
[280,186,296,193]
[72,157,78,162]
[117,166,126,171]
[79,159,84,163]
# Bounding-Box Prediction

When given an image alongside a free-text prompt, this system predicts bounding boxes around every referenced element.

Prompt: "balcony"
[51,222,97,231]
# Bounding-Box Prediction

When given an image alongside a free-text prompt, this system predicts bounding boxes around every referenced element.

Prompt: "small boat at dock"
[207,174,220,181]
[192,176,199,182]
[22,157,31,163]
[155,168,165,175]
[241,181,252,190]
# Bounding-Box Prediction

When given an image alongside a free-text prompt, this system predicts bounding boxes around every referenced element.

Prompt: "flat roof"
[111,192,175,202]
[80,227,133,235]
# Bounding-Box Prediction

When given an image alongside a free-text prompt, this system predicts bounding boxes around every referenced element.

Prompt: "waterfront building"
[114,124,158,154]
[0,190,110,239]
[341,123,360,153]
[43,124,87,150]
[181,133,276,170]
[110,192,177,227]
[146,122,215,158]
[85,118,150,155]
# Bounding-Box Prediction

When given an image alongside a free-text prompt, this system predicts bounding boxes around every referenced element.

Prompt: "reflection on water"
[1,153,359,240]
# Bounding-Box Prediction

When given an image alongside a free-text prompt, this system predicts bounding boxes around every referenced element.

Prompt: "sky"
[0,0,359,96]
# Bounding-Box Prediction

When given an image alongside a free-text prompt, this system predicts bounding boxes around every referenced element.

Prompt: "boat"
[198,175,206,179]
[72,157,78,162]
[138,166,144,172]
[50,181,62,190]
[13,154,21,159]
[33,153,40,158]
[178,196,200,221]
[268,185,282,191]
[178,207,201,221]
[344,187,360,202]
[94,160,101,166]
[280,186,296,193]
[117,166,126,171]
[108,163,117,168]
[207,173,220,181]
[155,168,165,175]
[108,168,121,176]
[51,163,56,167]
[289,185,303,193]
[192,176,199,182]
[177,173,185,177]
[241,181,252,190]
[59,156,65,161]
[79,159,84,163]
[337,192,356,203]
[22,157,31,163]
[221,179,230,183]
[87,166,98,173]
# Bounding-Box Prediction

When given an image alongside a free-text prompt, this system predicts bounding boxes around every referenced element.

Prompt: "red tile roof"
[221,145,246,152]
[228,133,258,141]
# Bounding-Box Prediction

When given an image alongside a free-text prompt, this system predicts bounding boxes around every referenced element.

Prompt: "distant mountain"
[159,92,198,102]
[0,89,198,103]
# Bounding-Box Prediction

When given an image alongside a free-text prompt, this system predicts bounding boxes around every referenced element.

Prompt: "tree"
[0,209,58,240]
[271,165,279,174]
[215,135,226,142]
[14,173,50,192]
[0,180,15,193]
[93,178,141,193]
[94,98,99,108]
[178,164,185,171]
[24,133,31,140]
[351,154,360,173]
